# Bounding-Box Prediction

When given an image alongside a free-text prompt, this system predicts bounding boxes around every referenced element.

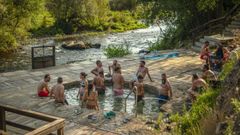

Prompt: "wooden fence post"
[0,108,6,131]
[57,128,64,135]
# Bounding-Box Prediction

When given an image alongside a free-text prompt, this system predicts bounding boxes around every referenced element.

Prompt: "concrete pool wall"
[63,79,160,95]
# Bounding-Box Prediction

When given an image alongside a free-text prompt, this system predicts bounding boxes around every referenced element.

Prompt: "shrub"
[0,31,17,54]
[148,26,179,51]
[170,88,221,134]
[104,43,131,58]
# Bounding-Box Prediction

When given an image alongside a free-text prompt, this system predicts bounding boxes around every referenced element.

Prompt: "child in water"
[133,75,144,102]
[77,72,88,105]
[86,84,99,110]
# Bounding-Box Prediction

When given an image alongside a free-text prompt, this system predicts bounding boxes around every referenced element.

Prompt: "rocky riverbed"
[0,25,163,73]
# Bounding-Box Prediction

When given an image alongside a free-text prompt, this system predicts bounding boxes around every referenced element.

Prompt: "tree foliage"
[0,0,47,53]
[0,0,145,54]
[142,0,238,50]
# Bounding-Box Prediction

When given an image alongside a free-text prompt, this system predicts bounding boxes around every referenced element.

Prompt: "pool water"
[65,87,160,115]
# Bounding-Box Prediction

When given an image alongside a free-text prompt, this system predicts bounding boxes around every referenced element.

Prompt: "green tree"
[0,0,48,53]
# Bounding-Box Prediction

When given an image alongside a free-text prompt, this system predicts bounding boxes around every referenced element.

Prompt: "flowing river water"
[0,25,162,72]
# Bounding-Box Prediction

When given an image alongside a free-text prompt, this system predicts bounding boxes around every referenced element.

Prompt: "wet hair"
[57,77,63,83]
[137,75,144,80]
[192,73,199,80]
[96,60,101,64]
[44,74,50,79]
[99,71,104,75]
[88,84,93,96]
[203,64,209,70]
[140,61,146,65]
[205,41,209,44]
[80,72,87,78]
[114,67,120,72]
[162,73,166,76]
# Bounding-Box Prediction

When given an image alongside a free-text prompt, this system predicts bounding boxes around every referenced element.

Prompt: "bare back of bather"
[112,67,124,95]
[51,84,65,103]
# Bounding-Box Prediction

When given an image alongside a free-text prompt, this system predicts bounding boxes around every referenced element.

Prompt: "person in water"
[188,74,208,101]
[37,74,51,97]
[159,73,172,102]
[93,71,106,95]
[108,60,121,76]
[112,67,125,96]
[136,61,153,82]
[91,60,104,77]
[50,77,67,105]
[86,84,99,111]
[133,75,144,102]
[77,72,88,104]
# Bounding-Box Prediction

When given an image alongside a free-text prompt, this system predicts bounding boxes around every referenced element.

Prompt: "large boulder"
[62,41,101,50]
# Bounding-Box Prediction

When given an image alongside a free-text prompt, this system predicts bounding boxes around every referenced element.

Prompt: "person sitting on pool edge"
[112,67,125,96]
[188,73,208,102]
[86,84,99,111]
[133,75,144,102]
[50,77,68,105]
[158,73,172,103]
[202,64,218,88]
[93,71,106,95]
[77,72,88,106]
[37,74,51,97]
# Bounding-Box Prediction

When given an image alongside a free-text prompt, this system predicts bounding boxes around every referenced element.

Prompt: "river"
[0,25,162,73]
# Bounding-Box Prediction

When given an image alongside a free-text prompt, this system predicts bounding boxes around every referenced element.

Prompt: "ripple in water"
[65,86,160,116]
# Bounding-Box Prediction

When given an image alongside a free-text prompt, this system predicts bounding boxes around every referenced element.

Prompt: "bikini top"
[80,80,86,88]
[193,86,204,94]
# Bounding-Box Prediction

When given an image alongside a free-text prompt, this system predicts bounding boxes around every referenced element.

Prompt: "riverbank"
[0,26,161,73]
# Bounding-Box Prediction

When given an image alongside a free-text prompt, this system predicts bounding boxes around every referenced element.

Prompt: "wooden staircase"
[191,5,240,53]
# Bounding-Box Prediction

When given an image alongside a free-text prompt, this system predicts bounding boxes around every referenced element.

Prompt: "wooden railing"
[0,104,65,135]
[190,4,240,44]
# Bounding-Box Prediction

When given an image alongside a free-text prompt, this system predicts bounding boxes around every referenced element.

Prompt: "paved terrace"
[0,50,202,135]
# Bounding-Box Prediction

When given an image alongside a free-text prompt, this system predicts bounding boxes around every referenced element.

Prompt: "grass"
[219,49,240,80]
[168,49,240,135]
[104,43,131,58]
[170,88,221,135]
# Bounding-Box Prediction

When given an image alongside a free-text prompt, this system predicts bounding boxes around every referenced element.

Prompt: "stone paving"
[0,49,202,135]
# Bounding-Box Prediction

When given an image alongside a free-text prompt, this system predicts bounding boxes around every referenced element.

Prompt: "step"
[231,21,240,26]
[225,27,234,32]
[223,31,234,37]
[227,24,240,29]
[204,35,221,43]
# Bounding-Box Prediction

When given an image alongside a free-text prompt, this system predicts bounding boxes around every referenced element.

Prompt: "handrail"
[190,4,240,36]
[124,90,134,112]
[124,86,138,118]
[0,104,65,135]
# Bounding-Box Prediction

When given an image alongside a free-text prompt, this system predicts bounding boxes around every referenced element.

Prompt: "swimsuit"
[194,86,204,94]
[96,87,105,95]
[158,95,169,103]
[38,88,49,97]
[137,95,144,102]
[86,92,97,110]
[114,89,124,96]
[79,81,86,96]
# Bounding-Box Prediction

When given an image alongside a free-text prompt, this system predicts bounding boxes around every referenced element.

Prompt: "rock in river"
[61,41,101,50]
